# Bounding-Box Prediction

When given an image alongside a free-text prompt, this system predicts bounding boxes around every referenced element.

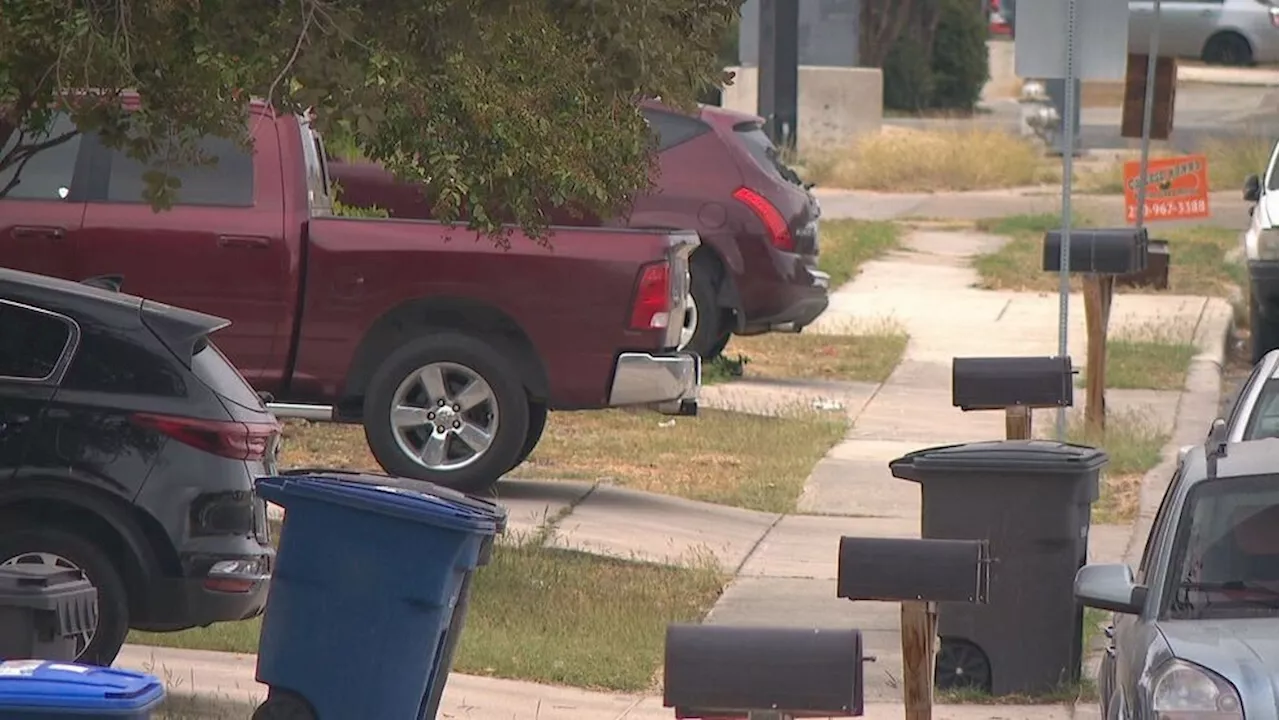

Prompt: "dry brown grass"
[803,128,1045,192]
[277,408,848,514]
[727,322,908,384]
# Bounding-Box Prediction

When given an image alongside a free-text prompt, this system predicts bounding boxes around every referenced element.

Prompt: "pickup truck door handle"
[11,226,65,240]
[217,235,272,249]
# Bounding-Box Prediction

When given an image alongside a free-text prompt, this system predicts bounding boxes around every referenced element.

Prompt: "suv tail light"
[132,413,280,461]
[629,260,672,331]
[733,186,794,252]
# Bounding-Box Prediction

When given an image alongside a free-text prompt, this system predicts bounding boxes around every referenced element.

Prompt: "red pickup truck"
[0,102,701,492]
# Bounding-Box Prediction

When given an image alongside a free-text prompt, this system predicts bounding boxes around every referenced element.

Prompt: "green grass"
[726,325,908,384]
[1102,338,1196,390]
[818,220,900,289]
[973,214,1244,297]
[131,542,726,692]
[1066,409,1170,524]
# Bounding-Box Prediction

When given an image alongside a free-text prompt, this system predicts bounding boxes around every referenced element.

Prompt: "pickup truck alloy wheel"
[0,526,130,666]
[363,334,530,492]
[678,292,698,350]
[391,361,498,471]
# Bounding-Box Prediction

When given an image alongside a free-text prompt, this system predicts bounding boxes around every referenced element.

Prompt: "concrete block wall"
[721,65,884,155]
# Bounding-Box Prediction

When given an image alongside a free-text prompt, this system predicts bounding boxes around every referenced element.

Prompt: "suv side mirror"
[1075,564,1146,614]
[1244,174,1262,203]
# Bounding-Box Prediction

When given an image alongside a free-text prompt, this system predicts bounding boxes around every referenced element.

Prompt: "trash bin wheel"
[253,689,317,720]
[935,638,992,692]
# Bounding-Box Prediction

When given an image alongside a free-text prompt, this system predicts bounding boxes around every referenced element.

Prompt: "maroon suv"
[330,102,830,360]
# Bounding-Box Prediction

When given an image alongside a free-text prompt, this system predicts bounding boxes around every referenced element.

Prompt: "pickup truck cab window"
[102,134,255,207]
[0,114,84,202]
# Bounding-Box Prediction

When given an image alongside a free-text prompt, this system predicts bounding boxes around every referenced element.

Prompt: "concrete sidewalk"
[122,645,1092,720]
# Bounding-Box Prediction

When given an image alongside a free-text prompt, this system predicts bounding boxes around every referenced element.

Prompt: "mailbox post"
[1042,227,1153,432]
[837,537,990,720]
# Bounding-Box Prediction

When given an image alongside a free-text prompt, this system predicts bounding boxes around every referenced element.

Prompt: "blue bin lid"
[256,475,501,535]
[0,660,165,713]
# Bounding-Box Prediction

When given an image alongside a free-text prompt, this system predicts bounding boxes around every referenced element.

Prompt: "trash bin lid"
[276,468,509,532]
[891,439,1109,478]
[256,475,502,535]
[0,565,88,594]
[0,661,164,712]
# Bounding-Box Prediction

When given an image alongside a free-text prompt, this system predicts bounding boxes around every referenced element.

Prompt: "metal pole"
[1055,0,1079,441]
[1134,0,1164,229]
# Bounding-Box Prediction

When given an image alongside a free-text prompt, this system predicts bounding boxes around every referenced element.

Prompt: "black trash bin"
[0,565,98,662]
[277,468,507,719]
[889,439,1107,696]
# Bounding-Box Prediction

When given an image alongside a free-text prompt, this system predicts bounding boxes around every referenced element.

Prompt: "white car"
[1243,141,1279,363]
[1129,0,1280,66]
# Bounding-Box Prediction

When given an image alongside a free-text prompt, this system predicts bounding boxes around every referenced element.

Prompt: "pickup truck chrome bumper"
[609,352,700,416]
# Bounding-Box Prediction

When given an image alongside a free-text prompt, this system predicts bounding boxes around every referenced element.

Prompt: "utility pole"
[757,0,799,150]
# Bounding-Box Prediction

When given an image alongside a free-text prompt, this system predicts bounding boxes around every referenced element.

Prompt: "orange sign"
[1123,154,1210,223]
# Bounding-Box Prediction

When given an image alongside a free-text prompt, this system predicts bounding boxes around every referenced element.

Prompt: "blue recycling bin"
[252,474,503,720]
[0,660,164,719]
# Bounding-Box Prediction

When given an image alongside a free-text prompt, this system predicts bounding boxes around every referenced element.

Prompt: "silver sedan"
[1076,436,1278,720]
[1129,0,1280,65]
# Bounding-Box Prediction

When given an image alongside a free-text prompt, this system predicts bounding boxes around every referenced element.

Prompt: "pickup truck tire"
[681,264,732,360]
[363,334,530,492]
[1250,300,1278,364]
[0,525,130,666]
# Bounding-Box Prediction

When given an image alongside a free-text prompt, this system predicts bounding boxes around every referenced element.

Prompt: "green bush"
[882,0,989,113]
[930,0,990,110]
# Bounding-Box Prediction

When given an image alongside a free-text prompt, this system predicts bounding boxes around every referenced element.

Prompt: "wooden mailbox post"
[837,537,990,720]
[1043,228,1152,433]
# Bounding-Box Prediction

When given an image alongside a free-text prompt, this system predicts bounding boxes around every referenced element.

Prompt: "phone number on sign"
[1126,198,1208,220]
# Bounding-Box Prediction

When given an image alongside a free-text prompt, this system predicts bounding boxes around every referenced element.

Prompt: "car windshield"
[1245,378,1279,440]
[1167,475,1278,620]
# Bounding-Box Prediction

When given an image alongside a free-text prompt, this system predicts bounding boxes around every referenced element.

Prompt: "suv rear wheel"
[0,525,130,666]
[363,333,530,493]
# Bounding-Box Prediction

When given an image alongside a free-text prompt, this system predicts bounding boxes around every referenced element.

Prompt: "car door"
[0,298,78,483]
[0,114,91,279]
[75,113,290,383]
[1260,142,1280,228]
[1130,0,1224,58]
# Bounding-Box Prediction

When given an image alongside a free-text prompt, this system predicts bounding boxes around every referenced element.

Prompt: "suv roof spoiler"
[138,299,231,365]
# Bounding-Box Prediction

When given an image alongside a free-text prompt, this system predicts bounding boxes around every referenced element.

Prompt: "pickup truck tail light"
[733,186,794,252]
[629,261,672,331]
[131,412,280,461]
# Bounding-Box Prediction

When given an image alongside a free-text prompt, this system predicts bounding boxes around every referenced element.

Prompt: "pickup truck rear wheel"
[680,264,732,360]
[363,334,530,493]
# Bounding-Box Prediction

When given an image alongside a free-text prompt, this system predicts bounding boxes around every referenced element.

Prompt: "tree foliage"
[0,0,740,233]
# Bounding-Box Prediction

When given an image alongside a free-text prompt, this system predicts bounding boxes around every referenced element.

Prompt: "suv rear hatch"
[700,106,821,257]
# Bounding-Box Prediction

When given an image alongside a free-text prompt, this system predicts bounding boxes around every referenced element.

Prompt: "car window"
[0,300,74,381]
[1165,475,1278,620]
[1244,378,1279,440]
[104,134,254,207]
[0,114,83,201]
[191,341,264,409]
[733,122,806,187]
[1225,360,1268,432]
[642,109,711,152]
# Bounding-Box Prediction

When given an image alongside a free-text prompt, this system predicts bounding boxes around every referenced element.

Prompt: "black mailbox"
[1117,239,1170,290]
[1042,227,1149,275]
[837,537,989,604]
[952,356,1074,411]
[664,625,865,717]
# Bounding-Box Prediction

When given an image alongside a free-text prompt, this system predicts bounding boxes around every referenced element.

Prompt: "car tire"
[1202,32,1253,66]
[0,525,130,666]
[1250,299,1278,364]
[507,401,548,473]
[680,263,732,361]
[363,333,530,493]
